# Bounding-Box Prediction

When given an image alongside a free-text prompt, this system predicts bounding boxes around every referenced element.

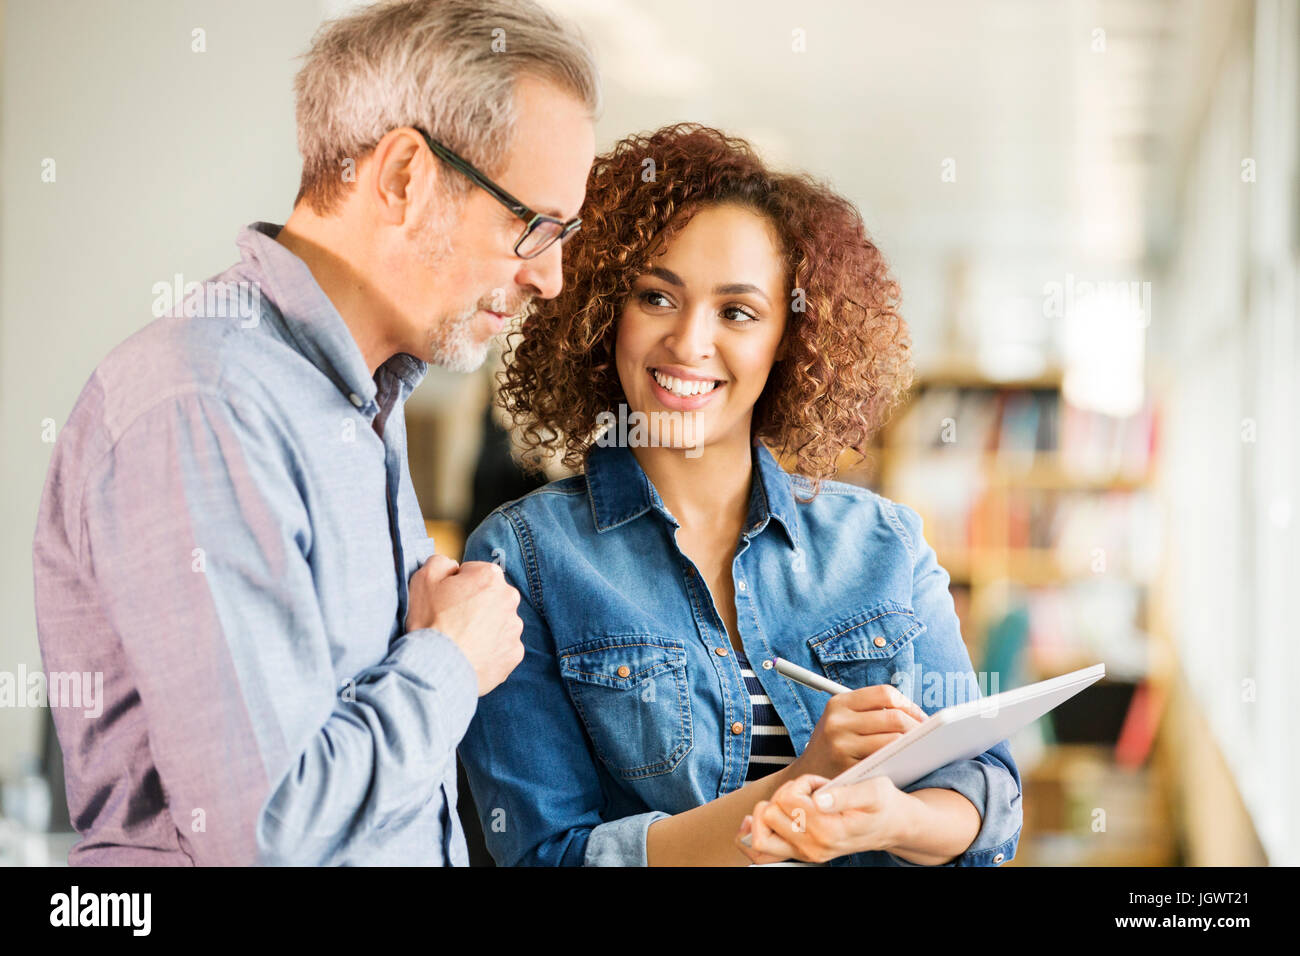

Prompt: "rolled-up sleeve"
[77,388,477,865]
[877,500,1023,867]
[583,810,672,866]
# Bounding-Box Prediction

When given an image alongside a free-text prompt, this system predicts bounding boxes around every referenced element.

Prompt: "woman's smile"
[646,366,726,410]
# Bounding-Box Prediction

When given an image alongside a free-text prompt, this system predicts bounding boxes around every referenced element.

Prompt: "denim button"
[714,647,728,657]
[873,636,886,647]
[616,665,630,678]
[730,721,744,735]
[761,659,773,670]
[737,580,747,592]
[993,853,1005,863]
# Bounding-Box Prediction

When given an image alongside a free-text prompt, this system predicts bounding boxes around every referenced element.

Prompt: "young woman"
[457,124,1022,866]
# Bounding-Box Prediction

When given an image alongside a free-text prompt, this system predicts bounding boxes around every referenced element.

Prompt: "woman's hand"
[735,773,915,865]
[784,684,927,781]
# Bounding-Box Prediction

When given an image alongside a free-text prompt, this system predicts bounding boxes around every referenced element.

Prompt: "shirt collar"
[236,222,427,412]
[585,439,801,550]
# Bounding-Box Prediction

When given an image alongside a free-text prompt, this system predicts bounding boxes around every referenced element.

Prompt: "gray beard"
[427,301,489,373]
[413,204,492,373]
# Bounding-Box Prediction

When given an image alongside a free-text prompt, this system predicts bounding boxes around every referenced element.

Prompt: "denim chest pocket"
[559,633,693,780]
[806,600,927,697]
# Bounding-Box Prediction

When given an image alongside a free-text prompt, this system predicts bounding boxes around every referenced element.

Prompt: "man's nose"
[515,241,564,300]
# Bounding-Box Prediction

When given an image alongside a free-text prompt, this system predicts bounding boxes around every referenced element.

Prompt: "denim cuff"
[583,810,672,866]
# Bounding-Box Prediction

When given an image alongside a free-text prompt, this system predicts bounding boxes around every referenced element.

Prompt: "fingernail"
[815,792,834,810]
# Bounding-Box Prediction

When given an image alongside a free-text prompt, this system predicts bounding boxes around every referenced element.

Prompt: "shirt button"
[348,392,363,407]
[761,659,773,670]
[730,721,744,735]
[616,665,630,678]
[874,636,887,648]
[993,853,1005,864]
[737,580,747,592]
[714,647,728,657]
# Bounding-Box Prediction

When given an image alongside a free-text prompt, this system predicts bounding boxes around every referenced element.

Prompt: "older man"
[32,0,598,865]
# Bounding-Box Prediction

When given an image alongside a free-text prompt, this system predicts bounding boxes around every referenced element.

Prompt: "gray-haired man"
[32,0,598,865]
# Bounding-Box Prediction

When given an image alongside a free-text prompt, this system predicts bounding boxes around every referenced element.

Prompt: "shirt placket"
[669,518,754,798]
[734,523,818,756]
[368,373,410,628]
[371,372,460,863]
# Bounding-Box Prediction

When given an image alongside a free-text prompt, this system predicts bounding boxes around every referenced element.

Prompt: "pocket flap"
[807,600,925,663]
[559,634,686,689]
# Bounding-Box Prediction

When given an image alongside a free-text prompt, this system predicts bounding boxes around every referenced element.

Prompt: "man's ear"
[369,128,428,226]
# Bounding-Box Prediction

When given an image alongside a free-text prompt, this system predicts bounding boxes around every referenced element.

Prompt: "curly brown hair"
[497,123,914,495]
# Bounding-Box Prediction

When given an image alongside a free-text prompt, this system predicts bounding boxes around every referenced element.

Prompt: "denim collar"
[584,439,801,550]
[236,221,427,414]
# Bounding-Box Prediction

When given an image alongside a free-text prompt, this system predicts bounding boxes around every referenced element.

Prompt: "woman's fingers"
[736,815,792,865]
[814,775,898,813]
[759,797,817,849]
[835,684,927,723]
[747,800,799,860]
[831,707,923,761]
[770,774,830,819]
[842,705,923,737]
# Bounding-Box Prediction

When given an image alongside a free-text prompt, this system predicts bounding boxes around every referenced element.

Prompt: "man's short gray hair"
[292,0,600,215]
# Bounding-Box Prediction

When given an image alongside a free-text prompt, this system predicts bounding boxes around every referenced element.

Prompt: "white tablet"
[818,662,1106,793]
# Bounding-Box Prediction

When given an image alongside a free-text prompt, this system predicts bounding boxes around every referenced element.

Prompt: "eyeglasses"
[414,127,581,260]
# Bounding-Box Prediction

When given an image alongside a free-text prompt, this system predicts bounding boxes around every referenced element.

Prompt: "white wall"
[1151,0,1299,864]
[1,0,327,775]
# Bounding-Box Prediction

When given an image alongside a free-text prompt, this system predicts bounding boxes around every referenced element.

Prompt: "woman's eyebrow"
[644,265,685,286]
[640,269,772,306]
[714,282,771,305]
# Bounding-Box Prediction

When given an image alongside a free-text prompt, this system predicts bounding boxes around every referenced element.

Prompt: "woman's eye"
[640,290,672,308]
[722,305,759,323]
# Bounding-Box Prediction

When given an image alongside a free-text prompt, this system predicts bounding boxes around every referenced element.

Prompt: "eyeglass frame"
[412,127,581,260]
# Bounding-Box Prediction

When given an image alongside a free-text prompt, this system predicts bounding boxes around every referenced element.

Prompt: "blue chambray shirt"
[459,440,1023,866]
[32,221,476,865]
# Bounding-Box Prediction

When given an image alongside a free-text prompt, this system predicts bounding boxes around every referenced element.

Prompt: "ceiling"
[545,0,1232,344]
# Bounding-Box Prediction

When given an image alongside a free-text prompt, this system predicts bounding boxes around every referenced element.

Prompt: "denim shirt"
[459,440,1022,866]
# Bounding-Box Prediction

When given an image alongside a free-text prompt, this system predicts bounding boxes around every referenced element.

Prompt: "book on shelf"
[885,382,1158,481]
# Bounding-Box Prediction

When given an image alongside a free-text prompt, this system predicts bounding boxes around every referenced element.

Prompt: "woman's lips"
[646,367,724,411]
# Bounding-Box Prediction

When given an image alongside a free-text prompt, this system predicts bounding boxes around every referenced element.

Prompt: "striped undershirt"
[733,648,797,781]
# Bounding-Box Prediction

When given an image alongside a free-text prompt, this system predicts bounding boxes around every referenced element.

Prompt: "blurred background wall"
[2,0,1295,865]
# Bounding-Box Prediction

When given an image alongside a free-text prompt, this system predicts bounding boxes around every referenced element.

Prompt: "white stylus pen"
[771,656,853,696]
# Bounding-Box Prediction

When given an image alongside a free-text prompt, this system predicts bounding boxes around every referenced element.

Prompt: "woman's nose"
[665,308,715,361]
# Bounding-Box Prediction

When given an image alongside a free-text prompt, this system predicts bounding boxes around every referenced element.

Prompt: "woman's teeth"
[652,369,719,397]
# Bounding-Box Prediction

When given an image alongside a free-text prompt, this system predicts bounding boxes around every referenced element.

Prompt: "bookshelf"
[841,358,1177,866]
